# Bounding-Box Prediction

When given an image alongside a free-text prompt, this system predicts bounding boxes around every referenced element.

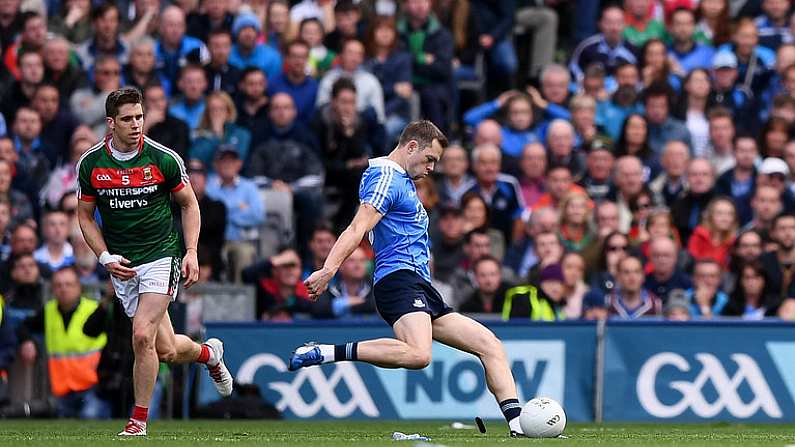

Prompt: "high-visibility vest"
[503,286,564,321]
[44,297,107,397]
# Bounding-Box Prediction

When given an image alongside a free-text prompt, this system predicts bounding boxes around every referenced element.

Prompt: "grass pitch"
[0,420,794,446]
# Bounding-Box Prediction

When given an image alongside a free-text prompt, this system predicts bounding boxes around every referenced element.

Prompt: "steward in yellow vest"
[17,267,109,418]
[503,264,567,321]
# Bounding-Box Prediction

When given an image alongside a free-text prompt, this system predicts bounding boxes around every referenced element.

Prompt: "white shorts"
[111,257,181,317]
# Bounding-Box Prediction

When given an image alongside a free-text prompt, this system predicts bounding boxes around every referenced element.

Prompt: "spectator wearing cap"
[650,140,690,208]
[206,145,266,283]
[708,51,754,131]
[684,259,729,318]
[269,39,319,126]
[459,255,513,316]
[663,290,691,320]
[569,5,638,82]
[578,138,614,203]
[190,91,252,168]
[581,289,609,320]
[155,6,209,86]
[643,81,691,156]
[431,205,466,283]
[754,0,791,51]
[188,159,227,281]
[143,84,191,159]
[758,157,795,211]
[503,263,566,320]
[398,0,454,132]
[667,7,715,75]
[715,134,758,226]
[608,255,662,319]
[228,11,282,80]
[204,29,241,97]
[316,38,386,123]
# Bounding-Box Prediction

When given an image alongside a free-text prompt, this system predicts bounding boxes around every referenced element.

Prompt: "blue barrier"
[199,320,795,422]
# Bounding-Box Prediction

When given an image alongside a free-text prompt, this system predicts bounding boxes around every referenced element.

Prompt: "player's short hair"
[105,87,143,118]
[398,120,449,151]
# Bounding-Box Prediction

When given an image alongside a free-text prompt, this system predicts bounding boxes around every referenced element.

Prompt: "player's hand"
[304,268,334,301]
[105,257,137,280]
[182,249,199,289]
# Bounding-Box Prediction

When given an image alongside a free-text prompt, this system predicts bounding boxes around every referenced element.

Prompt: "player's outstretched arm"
[305,203,383,299]
[77,199,136,280]
[173,183,202,288]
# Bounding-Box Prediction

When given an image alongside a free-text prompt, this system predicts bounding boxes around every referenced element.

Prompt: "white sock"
[319,344,335,363]
[204,344,219,367]
[508,417,522,434]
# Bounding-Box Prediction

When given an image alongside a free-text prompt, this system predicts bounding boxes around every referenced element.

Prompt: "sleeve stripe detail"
[371,167,393,211]
[78,194,96,202]
[171,181,187,193]
[144,135,189,180]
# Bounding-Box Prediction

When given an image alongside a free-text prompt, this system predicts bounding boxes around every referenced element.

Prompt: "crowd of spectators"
[1,0,795,418]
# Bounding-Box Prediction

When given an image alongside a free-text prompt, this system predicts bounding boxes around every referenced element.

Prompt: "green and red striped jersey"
[77,134,188,266]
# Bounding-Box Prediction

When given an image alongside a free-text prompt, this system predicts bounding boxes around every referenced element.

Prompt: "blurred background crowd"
[0,0,795,420]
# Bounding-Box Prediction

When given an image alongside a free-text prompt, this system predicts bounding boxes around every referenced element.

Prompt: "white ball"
[518,397,567,438]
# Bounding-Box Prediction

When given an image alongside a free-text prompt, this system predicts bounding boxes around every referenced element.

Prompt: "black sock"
[500,398,522,422]
[333,342,358,361]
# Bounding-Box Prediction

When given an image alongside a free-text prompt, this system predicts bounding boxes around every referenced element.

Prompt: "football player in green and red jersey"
[76,87,233,436]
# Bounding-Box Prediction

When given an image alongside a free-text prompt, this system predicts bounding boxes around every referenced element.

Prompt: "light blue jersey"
[359,158,431,284]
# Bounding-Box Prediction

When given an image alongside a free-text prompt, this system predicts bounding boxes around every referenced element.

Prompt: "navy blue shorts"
[373,269,453,326]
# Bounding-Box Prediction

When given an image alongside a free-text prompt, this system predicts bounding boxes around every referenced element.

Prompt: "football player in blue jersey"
[292,120,526,436]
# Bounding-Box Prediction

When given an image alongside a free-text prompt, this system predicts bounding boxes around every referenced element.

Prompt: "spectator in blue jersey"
[364,16,414,146]
[463,91,541,162]
[206,145,265,283]
[569,5,637,82]
[667,8,715,74]
[608,254,662,319]
[310,247,375,319]
[642,81,691,155]
[316,39,386,123]
[168,64,207,131]
[204,29,241,97]
[755,0,792,50]
[685,258,729,318]
[466,143,526,244]
[75,3,129,71]
[33,209,73,272]
[269,39,319,126]
[155,6,209,86]
[717,17,776,93]
[470,0,517,86]
[397,0,454,132]
[190,91,252,168]
[228,11,282,80]
[707,51,755,130]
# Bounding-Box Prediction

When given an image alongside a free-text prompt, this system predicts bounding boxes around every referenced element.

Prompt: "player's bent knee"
[405,350,432,370]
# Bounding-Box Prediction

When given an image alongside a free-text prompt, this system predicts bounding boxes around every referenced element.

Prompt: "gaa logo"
[96,174,113,181]
[636,352,782,419]
[236,353,379,418]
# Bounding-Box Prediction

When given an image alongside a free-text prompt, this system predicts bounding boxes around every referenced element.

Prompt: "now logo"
[636,352,782,419]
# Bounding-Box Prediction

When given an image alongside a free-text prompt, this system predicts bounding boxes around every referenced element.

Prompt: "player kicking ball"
[293,121,526,437]
[76,87,233,436]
